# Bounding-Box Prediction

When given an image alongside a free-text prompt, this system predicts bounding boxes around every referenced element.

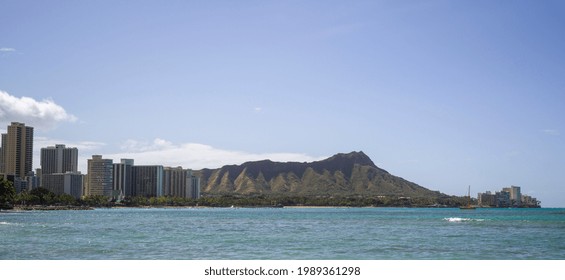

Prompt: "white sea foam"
[444,217,468,222]
[444,217,485,222]
[0,221,12,225]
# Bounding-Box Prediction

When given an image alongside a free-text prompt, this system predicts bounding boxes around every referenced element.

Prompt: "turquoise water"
[1,207,564,259]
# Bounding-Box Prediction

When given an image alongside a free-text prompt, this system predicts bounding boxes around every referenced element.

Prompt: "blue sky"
[1,0,564,206]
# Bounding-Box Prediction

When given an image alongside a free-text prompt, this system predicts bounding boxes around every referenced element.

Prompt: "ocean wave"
[0,221,13,225]
[443,217,485,222]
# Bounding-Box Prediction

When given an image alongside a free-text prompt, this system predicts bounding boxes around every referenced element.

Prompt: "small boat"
[460,185,476,210]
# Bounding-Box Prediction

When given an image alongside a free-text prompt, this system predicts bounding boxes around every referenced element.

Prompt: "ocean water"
[1,207,564,260]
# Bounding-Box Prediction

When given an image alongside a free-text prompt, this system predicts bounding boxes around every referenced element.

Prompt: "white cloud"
[107,138,324,170]
[0,48,16,52]
[120,138,173,152]
[30,137,322,173]
[34,136,106,151]
[542,129,559,136]
[0,90,77,130]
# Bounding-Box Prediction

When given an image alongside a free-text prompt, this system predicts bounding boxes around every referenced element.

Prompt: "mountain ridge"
[197,151,444,198]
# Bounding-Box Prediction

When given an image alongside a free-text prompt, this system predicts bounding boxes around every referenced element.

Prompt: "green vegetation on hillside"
[199,151,448,199]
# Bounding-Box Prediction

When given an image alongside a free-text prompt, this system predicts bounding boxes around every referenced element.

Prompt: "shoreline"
[2,204,543,212]
[3,205,400,211]
[9,205,95,211]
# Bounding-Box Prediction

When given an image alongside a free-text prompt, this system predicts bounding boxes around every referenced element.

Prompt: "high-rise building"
[495,190,511,207]
[190,174,201,199]
[42,172,84,199]
[86,155,113,196]
[1,122,34,179]
[41,144,78,175]
[113,159,134,197]
[41,144,80,193]
[26,169,41,190]
[503,186,522,206]
[163,167,197,198]
[478,191,496,207]
[113,162,200,199]
[0,133,6,174]
[132,165,163,197]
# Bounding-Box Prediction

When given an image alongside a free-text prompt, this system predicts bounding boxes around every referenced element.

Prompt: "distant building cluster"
[1,122,200,200]
[477,185,540,208]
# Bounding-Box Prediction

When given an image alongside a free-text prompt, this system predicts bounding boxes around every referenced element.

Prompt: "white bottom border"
[0,260,561,280]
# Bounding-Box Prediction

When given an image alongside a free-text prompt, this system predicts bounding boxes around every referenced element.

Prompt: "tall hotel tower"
[40,144,83,198]
[113,159,134,198]
[0,122,34,179]
[41,144,78,174]
[86,155,113,196]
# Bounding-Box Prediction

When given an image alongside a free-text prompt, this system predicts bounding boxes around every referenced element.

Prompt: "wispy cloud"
[542,129,560,136]
[0,48,17,57]
[0,90,77,130]
[34,136,106,151]
[108,138,324,170]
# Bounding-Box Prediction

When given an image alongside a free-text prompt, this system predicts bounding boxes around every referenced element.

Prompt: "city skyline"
[1,1,564,206]
[0,121,201,199]
[0,120,543,207]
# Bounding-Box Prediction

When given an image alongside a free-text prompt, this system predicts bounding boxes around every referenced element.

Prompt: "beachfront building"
[86,155,113,196]
[113,159,134,198]
[163,167,197,199]
[41,144,78,175]
[132,165,164,197]
[42,172,84,199]
[0,122,34,181]
[110,159,201,199]
[0,133,5,174]
[478,186,538,208]
[26,169,41,190]
[478,191,496,207]
[40,144,83,196]
[190,174,201,199]
[522,195,540,207]
[495,190,511,207]
[170,167,200,199]
[503,186,522,207]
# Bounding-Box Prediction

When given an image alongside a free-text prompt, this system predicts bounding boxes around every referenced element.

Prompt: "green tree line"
[1,182,470,210]
[195,194,469,208]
